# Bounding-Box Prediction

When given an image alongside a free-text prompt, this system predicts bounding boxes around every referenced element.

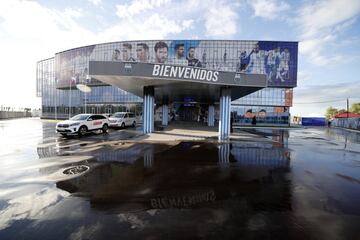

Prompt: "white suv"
[56,114,109,137]
[109,112,136,128]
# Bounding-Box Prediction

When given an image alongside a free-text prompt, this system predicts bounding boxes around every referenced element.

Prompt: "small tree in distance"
[350,103,360,114]
[325,106,338,119]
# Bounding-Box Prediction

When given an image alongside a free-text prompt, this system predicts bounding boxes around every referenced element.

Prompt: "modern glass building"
[37,40,297,126]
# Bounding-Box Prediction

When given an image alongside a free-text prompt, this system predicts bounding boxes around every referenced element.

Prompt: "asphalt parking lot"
[0,118,359,239]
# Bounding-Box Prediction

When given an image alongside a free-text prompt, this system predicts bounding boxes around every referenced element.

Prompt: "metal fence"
[0,111,32,119]
[332,118,360,130]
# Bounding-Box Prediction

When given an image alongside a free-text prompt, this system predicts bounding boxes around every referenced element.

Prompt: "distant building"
[334,112,360,118]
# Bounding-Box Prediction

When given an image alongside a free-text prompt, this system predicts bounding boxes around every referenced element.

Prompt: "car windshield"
[112,113,125,118]
[70,114,90,121]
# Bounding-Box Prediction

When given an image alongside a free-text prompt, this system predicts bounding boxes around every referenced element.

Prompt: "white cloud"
[0,0,241,109]
[114,0,239,38]
[292,82,360,116]
[297,0,360,66]
[105,0,200,41]
[116,0,153,18]
[298,0,360,38]
[116,0,171,18]
[88,0,102,6]
[0,0,194,109]
[204,2,238,37]
[249,0,290,20]
[297,70,311,83]
[108,0,195,41]
[299,35,350,66]
[100,13,191,41]
[0,0,97,109]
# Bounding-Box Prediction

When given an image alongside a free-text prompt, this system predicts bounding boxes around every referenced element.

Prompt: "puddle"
[56,141,291,212]
[2,120,360,240]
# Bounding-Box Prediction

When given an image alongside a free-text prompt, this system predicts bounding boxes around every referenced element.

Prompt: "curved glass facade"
[37,39,297,124]
[37,58,142,119]
[56,40,298,88]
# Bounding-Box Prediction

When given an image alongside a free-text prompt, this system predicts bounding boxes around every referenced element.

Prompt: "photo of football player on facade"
[240,43,292,84]
[136,43,149,63]
[121,43,136,62]
[169,43,187,65]
[276,48,290,82]
[238,51,250,71]
[154,41,168,63]
[187,47,202,67]
[266,47,279,82]
[112,49,120,61]
[245,43,267,74]
[202,51,207,67]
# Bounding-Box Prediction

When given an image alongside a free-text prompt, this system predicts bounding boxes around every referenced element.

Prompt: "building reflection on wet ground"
[0,119,359,239]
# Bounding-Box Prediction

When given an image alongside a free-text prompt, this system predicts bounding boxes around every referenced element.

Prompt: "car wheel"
[121,122,125,128]
[78,126,87,137]
[102,124,109,133]
[132,121,136,127]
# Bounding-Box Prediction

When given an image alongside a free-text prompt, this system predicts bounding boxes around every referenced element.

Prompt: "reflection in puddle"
[2,120,360,239]
[150,189,216,209]
[0,187,69,231]
[49,139,297,239]
[218,144,230,167]
[143,148,154,169]
[56,140,291,214]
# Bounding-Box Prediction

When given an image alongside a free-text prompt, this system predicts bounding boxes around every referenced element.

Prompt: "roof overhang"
[89,61,267,103]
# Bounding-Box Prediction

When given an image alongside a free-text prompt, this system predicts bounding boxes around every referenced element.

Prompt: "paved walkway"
[132,123,271,142]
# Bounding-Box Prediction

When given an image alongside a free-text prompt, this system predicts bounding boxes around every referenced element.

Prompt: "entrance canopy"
[89,61,267,103]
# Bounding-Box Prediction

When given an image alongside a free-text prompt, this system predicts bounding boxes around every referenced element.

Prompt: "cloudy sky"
[0,0,359,116]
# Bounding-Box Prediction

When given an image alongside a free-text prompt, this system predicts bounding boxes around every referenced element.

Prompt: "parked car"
[102,113,112,118]
[109,112,136,128]
[56,114,109,137]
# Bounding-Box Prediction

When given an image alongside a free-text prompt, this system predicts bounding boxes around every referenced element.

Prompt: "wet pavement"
[0,118,359,239]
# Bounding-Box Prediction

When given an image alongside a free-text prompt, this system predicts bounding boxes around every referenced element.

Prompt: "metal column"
[208,105,215,127]
[162,104,168,126]
[218,88,231,140]
[143,86,154,134]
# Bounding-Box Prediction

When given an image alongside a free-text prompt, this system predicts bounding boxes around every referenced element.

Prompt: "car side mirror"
[88,118,93,121]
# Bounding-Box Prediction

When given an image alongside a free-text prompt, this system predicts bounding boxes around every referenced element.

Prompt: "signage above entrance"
[88,60,267,102]
[89,61,267,88]
[152,64,219,82]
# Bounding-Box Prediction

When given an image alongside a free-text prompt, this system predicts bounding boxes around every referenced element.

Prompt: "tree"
[350,103,360,114]
[325,106,338,119]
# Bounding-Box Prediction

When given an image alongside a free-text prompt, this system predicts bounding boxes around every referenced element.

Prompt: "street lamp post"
[69,76,75,119]
[76,75,91,114]
[85,75,89,113]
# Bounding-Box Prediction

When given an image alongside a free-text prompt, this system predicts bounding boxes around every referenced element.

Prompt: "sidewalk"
[131,124,272,143]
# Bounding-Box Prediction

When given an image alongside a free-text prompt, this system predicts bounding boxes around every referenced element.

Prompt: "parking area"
[0,118,359,239]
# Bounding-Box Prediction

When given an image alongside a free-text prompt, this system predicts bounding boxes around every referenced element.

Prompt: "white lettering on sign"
[152,64,160,76]
[152,64,219,82]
